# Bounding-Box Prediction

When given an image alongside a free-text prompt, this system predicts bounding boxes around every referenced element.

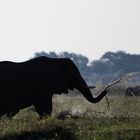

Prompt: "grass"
[0,95,140,140]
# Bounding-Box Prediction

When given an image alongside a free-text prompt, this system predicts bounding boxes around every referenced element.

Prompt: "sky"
[0,0,140,62]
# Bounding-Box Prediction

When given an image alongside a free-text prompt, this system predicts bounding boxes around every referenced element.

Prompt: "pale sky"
[0,0,140,62]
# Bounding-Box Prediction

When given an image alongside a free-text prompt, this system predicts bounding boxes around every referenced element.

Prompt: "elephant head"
[59,58,108,103]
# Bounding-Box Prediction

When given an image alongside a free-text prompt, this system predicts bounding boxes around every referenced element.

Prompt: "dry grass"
[0,94,140,140]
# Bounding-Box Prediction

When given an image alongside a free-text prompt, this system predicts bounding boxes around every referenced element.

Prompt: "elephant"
[0,56,108,118]
[125,86,140,97]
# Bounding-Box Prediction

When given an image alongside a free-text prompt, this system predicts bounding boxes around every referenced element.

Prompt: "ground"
[0,94,140,140]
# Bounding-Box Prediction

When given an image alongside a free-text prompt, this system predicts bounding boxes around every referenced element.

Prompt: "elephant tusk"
[87,86,96,89]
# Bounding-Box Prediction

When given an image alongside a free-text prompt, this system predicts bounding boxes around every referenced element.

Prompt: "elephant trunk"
[78,87,108,103]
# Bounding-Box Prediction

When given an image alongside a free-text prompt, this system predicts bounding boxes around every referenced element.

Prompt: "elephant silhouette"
[0,56,108,118]
[125,86,140,97]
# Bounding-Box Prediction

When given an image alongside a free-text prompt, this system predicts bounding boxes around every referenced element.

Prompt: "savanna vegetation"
[0,51,140,139]
[0,89,140,140]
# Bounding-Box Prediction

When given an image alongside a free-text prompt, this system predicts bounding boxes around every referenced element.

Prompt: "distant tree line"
[34,51,140,84]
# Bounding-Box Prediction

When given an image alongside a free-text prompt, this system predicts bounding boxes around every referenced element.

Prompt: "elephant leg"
[0,109,19,118]
[6,110,19,118]
[11,111,19,117]
[34,96,52,118]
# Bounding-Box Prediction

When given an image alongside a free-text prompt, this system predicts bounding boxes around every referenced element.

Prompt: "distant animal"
[125,86,140,97]
[0,56,108,118]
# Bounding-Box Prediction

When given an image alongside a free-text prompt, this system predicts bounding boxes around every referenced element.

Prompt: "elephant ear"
[56,58,75,93]
[48,58,73,94]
